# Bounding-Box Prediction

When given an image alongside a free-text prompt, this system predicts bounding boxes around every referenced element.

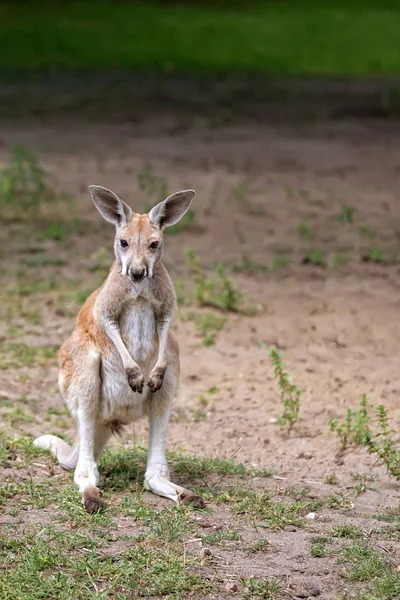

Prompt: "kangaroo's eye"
[149,241,159,249]
[120,239,128,248]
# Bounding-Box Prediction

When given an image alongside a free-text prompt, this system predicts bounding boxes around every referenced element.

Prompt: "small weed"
[338,205,355,224]
[325,474,339,485]
[359,225,376,241]
[331,252,350,268]
[247,537,270,555]
[269,348,302,434]
[41,223,68,242]
[241,576,281,599]
[364,246,385,264]
[185,248,243,313]
[303,248,326,267]
[328,394,370,450]
[331,524,363,539]
[310,536,330,557]
[366,405,400,480]
[326,494,353,513]
[352,473,377,497]
[270,253,291,270]
[186,311,226,346]
[298,221,315,243]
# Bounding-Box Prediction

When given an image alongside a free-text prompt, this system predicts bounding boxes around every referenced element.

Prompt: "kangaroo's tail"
[34,434,79,470]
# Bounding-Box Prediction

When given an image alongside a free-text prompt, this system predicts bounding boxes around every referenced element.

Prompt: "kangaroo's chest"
[119,298,157,363]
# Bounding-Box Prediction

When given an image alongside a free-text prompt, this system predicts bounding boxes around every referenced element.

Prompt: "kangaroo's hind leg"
[71,412,112,513]
[144,343,205,508]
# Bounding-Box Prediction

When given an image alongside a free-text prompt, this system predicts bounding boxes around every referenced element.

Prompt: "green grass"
[1,1,400,76]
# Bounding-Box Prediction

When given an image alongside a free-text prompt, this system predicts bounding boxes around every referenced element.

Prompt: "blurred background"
[2,2,400,598]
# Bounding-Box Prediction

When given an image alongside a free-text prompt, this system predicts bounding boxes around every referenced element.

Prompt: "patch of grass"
[303,248,327,267]
[1,406,35,427]
[0,342,58,369]
[340,540,389,582]
[310,535,331,557]
[269,348,302,434]
[328,394,371,450]
[331,524,363,539]
[0,524,210,600]
[186,310,227,346]
[241,576,281,599]
[247,537,270,555]
[219,488,306,529]
[40,222,68,242]
[0,144,57,218]
[326,494,353,513]
[2,2,400,76]
[202,529,241,546]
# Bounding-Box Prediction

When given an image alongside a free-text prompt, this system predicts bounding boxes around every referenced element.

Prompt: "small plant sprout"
[328,394,371,450]
[366,405,400,480]
[185,248,243,313]
[298,221,315,243]
[269,348,302,434]
[338,205,355,224]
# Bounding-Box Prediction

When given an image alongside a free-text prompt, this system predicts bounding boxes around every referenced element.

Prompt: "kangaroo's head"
[89,185,195,281]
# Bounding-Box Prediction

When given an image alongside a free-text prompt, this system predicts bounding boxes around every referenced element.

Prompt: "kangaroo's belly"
[99,299,157,422]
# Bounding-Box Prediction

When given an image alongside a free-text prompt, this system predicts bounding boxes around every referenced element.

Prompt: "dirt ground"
[2,86,400,599]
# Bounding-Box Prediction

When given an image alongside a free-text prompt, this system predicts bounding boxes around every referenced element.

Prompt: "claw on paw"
[146,366,166,392]
[126,366,145,394]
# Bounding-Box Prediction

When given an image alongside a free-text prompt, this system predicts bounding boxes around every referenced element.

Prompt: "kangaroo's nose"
[129,267,146,281]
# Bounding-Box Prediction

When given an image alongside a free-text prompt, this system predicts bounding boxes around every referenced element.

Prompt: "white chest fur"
[119,297,157,365]
[99,296,158,422]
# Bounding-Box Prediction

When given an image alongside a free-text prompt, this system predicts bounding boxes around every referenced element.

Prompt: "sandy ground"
[1,92,400,598]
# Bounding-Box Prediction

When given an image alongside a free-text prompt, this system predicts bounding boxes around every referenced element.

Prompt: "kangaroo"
[34,185,204,512]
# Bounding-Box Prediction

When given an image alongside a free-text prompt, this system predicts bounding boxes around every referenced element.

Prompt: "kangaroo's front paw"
[146,365,166,392]
[82,486,105,513]
[126,366,145,393]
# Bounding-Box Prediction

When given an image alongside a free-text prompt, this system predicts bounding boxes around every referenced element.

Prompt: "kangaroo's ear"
[149,190,195,230]
[89,185,133,227]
